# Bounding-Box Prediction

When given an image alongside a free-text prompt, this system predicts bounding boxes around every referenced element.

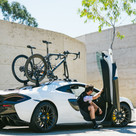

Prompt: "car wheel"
[30,102,57,132]
[112,103,131,127]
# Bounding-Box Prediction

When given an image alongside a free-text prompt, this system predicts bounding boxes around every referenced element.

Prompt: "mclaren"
[0,49,135,132]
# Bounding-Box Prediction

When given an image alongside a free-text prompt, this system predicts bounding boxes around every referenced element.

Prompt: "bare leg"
[88,104,95,119]
[92,102,102,114]
[88,103,103,129]
[88,104,98,128]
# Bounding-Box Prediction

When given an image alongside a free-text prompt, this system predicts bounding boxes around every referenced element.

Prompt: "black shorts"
[82,106,89,114]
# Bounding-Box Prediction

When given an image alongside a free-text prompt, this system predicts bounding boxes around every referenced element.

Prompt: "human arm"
[92,88,104,100]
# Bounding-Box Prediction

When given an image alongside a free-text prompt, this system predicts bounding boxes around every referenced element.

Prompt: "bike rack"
[23,81,28,86]
[35,71,40,87]
[36,78,40,87]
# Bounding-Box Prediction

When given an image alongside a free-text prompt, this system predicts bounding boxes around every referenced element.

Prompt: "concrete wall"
[77,24,136,107]
[0,20,86,89]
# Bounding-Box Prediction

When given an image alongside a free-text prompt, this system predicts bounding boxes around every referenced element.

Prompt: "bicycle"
[25,40,80,83]
[12,45,36,85]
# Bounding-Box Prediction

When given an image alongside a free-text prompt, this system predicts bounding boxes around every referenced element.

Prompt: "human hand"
[100,88,104,94]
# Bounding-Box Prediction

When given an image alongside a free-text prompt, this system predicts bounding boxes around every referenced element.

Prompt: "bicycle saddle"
[42,40,52,44]
[27,45,36,49]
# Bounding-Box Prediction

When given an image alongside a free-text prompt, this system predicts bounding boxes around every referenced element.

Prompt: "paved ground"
[0,122,136,136]
[0,110,135,136]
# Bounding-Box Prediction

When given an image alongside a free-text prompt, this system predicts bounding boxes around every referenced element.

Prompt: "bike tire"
[12,54,29,83]
[25,54,47,83]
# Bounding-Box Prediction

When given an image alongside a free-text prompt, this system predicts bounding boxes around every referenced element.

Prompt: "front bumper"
[131,108,136,122]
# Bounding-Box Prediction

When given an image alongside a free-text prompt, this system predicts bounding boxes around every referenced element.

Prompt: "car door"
[56,83,87,123]
[96,49,120,111]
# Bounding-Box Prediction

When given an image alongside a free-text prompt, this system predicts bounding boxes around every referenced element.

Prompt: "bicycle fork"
[63,61,69,79]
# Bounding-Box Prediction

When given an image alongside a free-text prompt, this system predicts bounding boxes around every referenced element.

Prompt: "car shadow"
[0,124,136,135]
[107,125,136,135]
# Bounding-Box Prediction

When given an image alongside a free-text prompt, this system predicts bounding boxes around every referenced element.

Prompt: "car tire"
[25,54,47,83]
[12,54,29,83]
[29,102,57,132]
[111,103,131,127]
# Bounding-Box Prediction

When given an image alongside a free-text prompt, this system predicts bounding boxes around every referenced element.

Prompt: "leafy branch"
[79,0,136,49]
[0,0,38,27]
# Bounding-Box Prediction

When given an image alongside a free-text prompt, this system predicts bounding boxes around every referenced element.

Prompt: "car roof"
[20,80,86,91]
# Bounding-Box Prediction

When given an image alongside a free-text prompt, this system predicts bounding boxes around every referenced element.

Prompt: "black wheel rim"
[36,105,56,131]
[112,105,131,126]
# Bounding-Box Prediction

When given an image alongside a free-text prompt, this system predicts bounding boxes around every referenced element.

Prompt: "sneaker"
[93,124,103,129]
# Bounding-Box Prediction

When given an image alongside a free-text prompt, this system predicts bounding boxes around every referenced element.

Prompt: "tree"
[79,0,136,49]
[0,0,38,27]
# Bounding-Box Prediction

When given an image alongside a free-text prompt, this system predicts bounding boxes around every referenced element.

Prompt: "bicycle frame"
[46,53,69,78]
[25,40,80,83]
[32,52,69,80]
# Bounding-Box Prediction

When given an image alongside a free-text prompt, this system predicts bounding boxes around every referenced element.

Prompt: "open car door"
[96,49,120,112]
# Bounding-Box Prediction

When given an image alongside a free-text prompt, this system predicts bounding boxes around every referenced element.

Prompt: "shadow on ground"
[0,123,136,135]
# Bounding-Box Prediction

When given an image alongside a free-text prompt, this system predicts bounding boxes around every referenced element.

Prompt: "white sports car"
[0,49,135,132]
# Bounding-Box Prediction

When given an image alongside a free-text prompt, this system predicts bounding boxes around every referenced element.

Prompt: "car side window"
[56,84,99,96]
[56,84,85,95]
[70,85,98,97]
[70,85,85,97]
[56,85,72,93]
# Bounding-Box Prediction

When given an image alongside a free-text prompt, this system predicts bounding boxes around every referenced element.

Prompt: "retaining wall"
[0,20,86,89]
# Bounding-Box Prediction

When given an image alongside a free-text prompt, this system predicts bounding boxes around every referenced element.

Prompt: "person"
[77,84,103,129]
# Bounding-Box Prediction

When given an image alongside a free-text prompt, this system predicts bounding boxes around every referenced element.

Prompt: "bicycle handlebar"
[48,51,80,60]
[63,51,80,60]
[74,52,80,60]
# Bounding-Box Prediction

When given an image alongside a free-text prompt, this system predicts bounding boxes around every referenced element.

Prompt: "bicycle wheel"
[12,55,29,83]
[25,54,47,83]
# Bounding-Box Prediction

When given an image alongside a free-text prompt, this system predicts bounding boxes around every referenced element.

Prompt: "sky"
[0,0,135,38]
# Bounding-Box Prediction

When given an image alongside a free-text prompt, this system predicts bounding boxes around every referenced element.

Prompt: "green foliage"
[0,0,38,27]
[117,31,125,39]
[79,0,136,48]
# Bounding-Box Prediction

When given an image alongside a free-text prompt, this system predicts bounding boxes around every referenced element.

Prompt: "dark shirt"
[77,91,92,113]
